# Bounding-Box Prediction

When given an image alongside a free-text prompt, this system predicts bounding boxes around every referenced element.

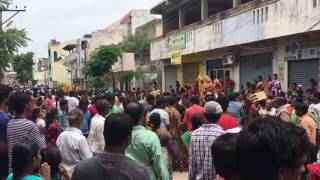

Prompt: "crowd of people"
[0,73,320,180]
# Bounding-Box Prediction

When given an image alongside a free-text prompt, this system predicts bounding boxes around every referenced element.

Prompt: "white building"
[150,0,320,92]
[87,9,158,90]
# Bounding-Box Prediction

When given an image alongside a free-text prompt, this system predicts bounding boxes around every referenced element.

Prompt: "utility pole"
[0,11,2,31]
[0,4,26,31]
[0,3,26,84]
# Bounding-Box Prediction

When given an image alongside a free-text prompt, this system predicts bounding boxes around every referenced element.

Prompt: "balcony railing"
[64,52,78,65]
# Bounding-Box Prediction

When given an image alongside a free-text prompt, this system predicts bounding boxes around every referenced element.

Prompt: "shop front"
[288,59,319,89]
[283,38,320,91]
[164,65,178,91]
[206,59,232,84]
[181,53,205,87]
[239,52,273,85]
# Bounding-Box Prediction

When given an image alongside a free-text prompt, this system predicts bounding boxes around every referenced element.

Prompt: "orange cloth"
[299,114,317,145]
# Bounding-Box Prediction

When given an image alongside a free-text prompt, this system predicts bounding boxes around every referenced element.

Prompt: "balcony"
[151,0,320,61]
[64,51,78,65]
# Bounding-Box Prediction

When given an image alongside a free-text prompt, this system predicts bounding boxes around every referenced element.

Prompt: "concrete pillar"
[201,0,208,20]
[178,64,184,86]
[233,0,241,8]
[161,61,166,92]
[179,8,185,28]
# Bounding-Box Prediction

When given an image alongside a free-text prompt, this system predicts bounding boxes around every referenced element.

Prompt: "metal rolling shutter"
[288,59,319,89]
[165,65,178,92]
[240,53,273,85]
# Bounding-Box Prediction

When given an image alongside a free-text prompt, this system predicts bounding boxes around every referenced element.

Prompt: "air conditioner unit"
[223,54,235,66]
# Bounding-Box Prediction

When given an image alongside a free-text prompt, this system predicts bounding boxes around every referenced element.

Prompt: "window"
[54,51,58,61]
[313,0,317,8]
[265,7,269,21]
[257,9,260,23]
[253,11,255,24]
[261,8,264,22]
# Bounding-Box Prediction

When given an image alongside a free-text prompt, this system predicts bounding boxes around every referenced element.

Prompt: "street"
[173,172,187,180]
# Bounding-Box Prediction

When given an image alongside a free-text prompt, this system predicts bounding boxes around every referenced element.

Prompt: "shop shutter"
[240,53,273,85]
[165,65,178,92]
[288,59,319,90]
[183,62,200,86]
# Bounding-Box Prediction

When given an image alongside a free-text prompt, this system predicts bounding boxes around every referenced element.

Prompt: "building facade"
[134,18,163,90]
[150,0,320,92]
[32,57,48,85]
[87,9,158,90]
[47,40,74,87]
[63,35,91,89]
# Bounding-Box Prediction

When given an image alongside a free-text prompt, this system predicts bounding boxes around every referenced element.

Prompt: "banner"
[170,50,182,65]
[168,32,186,51]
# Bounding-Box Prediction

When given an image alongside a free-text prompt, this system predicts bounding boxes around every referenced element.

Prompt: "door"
[209,68,232,84]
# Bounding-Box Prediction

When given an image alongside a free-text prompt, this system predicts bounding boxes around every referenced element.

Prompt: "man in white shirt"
[150,96,170,130]
[57,109,92,173]
[88,98,110,154]
[66,91,79,112]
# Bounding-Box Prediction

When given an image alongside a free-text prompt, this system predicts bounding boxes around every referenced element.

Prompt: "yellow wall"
[180,52,205,86]
[33,71,44,81]
[51,62,70,84]
[177,65,184,86]
[48,40,75,85]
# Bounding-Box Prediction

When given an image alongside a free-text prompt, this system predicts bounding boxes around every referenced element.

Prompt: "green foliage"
[120,70,143,83]
[12,52,34,83]
[0,28,30,72]
[0,0,9,10]
[0,0,30,73]
[84,45,121,90]
[86,77,106,90]
[122,33,150,54]
[84,45,121,77]
[120,70,143,90]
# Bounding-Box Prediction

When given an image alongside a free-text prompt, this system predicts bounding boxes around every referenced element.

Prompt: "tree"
[120,70,143,91]
[84,45,121,90]
[0,0,30,73]
[12,52,34,84]
[0,0,9,10]
[122,32,150,54]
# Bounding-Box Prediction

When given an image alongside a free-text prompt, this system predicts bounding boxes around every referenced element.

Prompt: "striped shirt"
[7,118,46,172]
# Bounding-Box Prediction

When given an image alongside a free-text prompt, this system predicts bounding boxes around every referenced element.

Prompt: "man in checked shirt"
[188,101,225,180]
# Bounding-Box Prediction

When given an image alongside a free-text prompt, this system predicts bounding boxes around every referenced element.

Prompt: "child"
[7,143,51,180]
[40,147,71,180]
[45,110,61,148]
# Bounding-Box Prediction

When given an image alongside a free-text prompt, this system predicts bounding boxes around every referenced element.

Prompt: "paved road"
[173,172,187,180]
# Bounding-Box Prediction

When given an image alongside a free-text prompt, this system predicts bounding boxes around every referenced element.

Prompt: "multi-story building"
[0,64,17,85]
[63,35,91,89]
[150,0,320,92]
[87,9,158,90]
[47,39,74,87]
[33,58,48,85]
[134,18,163,90]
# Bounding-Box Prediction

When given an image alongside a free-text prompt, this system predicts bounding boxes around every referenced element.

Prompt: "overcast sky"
[3,0,161,58]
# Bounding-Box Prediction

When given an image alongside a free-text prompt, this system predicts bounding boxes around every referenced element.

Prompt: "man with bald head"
[125,102,169,180]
